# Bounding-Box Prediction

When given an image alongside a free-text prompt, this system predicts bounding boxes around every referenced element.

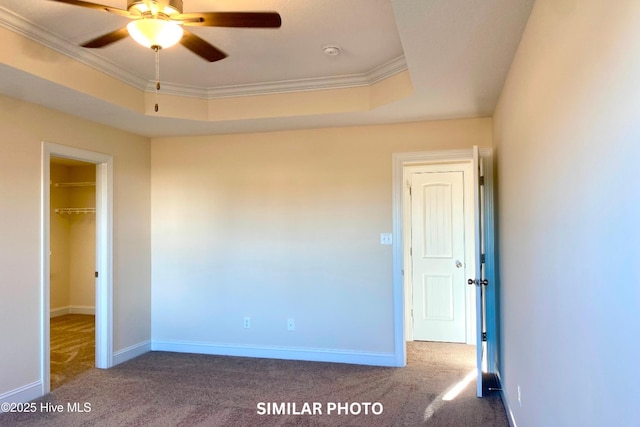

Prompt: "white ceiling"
[0,0,535,137]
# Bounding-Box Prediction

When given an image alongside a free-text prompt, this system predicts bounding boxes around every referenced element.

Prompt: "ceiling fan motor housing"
[128,0,184,16]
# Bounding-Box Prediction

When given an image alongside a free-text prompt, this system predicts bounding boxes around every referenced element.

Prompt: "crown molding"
[1,6,407,100]
[0,5,148,90]
[148,56,408,99]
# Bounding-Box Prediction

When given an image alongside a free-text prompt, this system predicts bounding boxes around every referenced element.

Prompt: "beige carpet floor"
[50,314,95,390]
[0,342,508,426]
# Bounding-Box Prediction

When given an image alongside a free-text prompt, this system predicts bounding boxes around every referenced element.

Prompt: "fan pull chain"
[154,46,160,113]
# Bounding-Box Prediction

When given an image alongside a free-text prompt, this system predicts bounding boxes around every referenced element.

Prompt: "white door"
[472,145,486,397]
[410,171,466,343]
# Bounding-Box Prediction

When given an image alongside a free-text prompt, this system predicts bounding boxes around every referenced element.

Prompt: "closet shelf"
[53,182,96,187]
[55,208,96,215]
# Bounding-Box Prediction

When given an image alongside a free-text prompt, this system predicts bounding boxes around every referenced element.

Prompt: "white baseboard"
[113,340,151,366]
[69,306,95,315]
[50,306,69,318]
[50,305,95,318]
[0,381,42,411]
[151,340,399,367]
[496,369,518,427]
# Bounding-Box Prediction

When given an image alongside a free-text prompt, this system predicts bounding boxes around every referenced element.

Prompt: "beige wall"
[50,164,72,311]
[151,118,491,357]
[67,165,96,309]
[493,0,640,425]
[0,94,151,396]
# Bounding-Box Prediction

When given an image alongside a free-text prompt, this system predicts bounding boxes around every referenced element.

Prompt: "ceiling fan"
[48,0,282,62]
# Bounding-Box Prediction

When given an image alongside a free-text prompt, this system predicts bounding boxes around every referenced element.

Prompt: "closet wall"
[50,161,96,316]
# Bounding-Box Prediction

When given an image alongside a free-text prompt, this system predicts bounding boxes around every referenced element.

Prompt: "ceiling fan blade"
[178,12,282,28]
[180,30,228,62]
[81,27,130,48]
[48,0,132,18]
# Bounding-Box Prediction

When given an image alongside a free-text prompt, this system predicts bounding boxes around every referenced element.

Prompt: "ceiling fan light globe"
[127,19,184,49]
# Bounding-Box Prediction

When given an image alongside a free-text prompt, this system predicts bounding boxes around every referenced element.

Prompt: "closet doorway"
[49,157,96,389]
[42,142,113,395]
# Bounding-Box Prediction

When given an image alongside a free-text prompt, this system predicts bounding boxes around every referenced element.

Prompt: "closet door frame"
[41,142,113,394]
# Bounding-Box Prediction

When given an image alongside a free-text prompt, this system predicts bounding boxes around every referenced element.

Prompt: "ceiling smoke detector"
[323,46,341,56]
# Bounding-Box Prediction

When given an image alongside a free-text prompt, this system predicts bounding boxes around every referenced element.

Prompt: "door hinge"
[95,271,99,278]
[410,247,412,256]
[479,176,485,186]
[482,332,487,342]
[480,253,486,264]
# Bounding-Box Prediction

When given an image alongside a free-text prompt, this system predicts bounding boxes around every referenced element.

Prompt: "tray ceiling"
[0,0,535,137]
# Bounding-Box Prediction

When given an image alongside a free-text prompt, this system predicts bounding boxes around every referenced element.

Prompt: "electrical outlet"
[517,385,522,407]
[287,318,295,331]
[243,317,251,329]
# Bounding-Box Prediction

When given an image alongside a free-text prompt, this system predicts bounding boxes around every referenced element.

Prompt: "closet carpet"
[50,314,95,390]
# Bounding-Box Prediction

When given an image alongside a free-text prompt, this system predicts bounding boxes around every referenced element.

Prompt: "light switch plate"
[380,233,393,245]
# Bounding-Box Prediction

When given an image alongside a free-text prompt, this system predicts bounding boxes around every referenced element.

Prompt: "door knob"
[455,260,463,268]
[467,278,489,286]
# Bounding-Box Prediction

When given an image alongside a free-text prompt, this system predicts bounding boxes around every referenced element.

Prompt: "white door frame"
[41,142,114,395]
[391,148,496,373]
[403,163,476,345]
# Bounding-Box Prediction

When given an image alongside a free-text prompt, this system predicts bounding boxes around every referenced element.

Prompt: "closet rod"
[55,208,96,215]
[53,182,96,187]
